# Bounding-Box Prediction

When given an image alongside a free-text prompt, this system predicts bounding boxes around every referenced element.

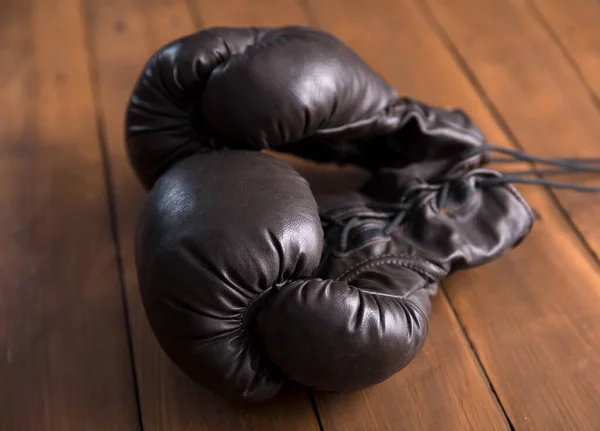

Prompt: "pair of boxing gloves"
[126,26,534,402]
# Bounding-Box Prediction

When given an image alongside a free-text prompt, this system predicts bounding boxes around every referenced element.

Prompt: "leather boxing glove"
[125,25,396,189]
[134,150,325,401]
[125,25,486,190]
[256,166,534,391]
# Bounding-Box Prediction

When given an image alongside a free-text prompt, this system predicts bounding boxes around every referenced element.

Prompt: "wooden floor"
[2,0,600,429]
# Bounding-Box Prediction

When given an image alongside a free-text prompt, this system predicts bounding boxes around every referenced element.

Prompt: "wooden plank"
[419,0,600,258]
[190,0,310,25]
[526,0,600,101]
[523,0,600,255]
[0,0,139,429]
[83,0,321,429]
[358,0,600,428]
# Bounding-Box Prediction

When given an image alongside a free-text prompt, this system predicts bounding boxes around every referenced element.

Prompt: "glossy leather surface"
[259,166,534,392]
[125,25,396,189]
[135,151,324,401]
[126,25,488,190]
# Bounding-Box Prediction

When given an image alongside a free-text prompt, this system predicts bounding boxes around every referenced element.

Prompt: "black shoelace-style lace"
[323,183,445,252]
[325,145,600,252]
[474,145,600,193]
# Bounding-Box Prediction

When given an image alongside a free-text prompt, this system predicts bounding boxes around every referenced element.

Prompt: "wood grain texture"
[0,0,139,429]
[83,0,321,429]
[402,0,600,428]
[522,0,600,257]
[526,0,600,100]
[419,0,600,257]
[191,0,310,26]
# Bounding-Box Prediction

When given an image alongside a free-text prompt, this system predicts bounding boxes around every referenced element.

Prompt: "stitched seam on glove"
[344,258,433,282]
[341,259,437,300]
[354,281,435,300]
[311,111,392,136]
[336,254,444,282]
[330,237,391,257]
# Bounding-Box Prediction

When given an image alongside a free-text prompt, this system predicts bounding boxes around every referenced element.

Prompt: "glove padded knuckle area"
[134,151,323,401]
[256,269,433,392]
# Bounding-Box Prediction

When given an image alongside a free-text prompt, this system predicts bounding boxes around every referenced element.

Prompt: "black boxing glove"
[134,151,325,401]
[125,25,396,189]
[256,166,534,391]
[125,25,486,190]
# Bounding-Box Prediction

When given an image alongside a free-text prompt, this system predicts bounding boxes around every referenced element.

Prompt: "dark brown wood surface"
[2,0,600,429]
[0,0,139,429]
[524,0,600,258]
